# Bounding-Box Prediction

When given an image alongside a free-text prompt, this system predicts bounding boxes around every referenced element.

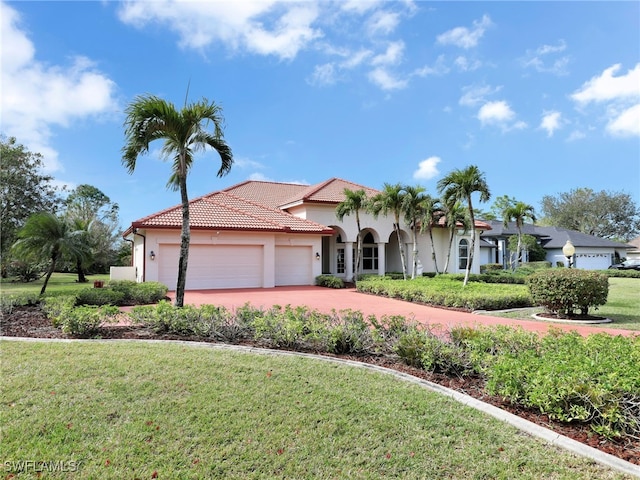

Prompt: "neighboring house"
[124,178,491,290]
[480,221,634,270]
[626,236,640,261]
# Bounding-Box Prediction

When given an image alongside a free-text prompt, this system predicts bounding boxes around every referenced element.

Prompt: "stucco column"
[377,242,386,276]
[345,242,354,281]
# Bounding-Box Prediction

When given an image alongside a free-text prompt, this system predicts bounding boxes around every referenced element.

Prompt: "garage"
[275,246,313,286]
[575,253,611,270]
[158,244,263,290]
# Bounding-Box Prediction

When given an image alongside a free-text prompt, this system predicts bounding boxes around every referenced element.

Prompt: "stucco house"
[480,221,634,270]
[124,178,491,290]
[626,236,640,261]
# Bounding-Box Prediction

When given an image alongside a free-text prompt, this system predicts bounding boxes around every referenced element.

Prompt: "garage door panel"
[275,246,312,286]
[158,244,263,290]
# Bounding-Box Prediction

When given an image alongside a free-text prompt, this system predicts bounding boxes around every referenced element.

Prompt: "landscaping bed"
[2,304,638,466]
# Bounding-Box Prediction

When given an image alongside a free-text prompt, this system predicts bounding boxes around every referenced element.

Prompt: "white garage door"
[275,246,312,286]
[575,253,611,270]
[158,244,263,290]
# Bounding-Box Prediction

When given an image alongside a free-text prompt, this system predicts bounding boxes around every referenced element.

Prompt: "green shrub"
[76,288,125,306]
[394,327,430,368]
[327,310,376,355]
[253,305,331,351]
[110,280,168,305]
[521,261,552,270]
[0,292,41,315]
[480,263,503,273]
[59,305,119,337]
[6,260,43,282]
[527,269,609,316]
[419,334,475,377]
[315,275,345,289]
[196,304,253,342]
[601,269,640,279]
[41,296,77,328]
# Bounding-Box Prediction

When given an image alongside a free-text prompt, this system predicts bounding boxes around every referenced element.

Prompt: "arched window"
[361,231,378,271]
[458,239,468,270]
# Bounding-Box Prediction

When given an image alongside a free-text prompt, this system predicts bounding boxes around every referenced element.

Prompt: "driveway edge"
[3,336,639,478]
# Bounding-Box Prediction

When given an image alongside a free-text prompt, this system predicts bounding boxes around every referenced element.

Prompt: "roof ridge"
[203,191,290,230]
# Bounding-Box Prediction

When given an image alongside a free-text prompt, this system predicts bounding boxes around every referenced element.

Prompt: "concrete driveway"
[167,286,636,337]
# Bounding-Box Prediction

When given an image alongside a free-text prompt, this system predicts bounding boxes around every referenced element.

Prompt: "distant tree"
[437,165,491,286]
[12,213,89,295]
[335,189,368,283]
[486,195,518,221]
[122,94,233,307]
[370,183,408,280]
[64,184,121,280]
[508,234,547,263]
[401,185,427,279]
[540,188,640,241]
[418,195,443,275]
[0,137,60,276]
[502,201,537,270]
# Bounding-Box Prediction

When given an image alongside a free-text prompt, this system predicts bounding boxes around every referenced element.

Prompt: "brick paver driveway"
[168,286,636,337]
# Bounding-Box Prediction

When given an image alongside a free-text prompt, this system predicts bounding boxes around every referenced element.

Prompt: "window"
[362,246,378,270]
[458,239,468,270]
[337,248,345,274]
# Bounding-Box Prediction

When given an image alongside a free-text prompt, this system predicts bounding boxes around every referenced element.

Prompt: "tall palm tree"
[502,201,537,270]
[418,194,443,275]
[122,94,233,307]
[437,165,491,286]
[335,189,368,283]
[370,183,408,280]
[401,185,426,279]
[441,200,470,274]
[12,213,88,295]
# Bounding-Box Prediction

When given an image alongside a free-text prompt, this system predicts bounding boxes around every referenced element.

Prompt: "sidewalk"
[166,286,637,337]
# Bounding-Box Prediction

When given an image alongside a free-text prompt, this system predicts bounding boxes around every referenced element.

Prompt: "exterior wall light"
[150,250,156,261]
[562,241,575,268]
[315,252,320,260]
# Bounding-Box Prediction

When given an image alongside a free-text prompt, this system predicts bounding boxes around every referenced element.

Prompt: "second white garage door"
[275,245,312,286]
[158,244,263,290]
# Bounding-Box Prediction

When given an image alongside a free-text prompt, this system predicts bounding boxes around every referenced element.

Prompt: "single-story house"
[626,236,640,261]
[124,178,491,290]
[480,221,634,270]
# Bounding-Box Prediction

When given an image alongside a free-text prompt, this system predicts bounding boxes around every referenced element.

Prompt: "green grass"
[1,340,631,479]
[0,272,110,296]
[485,278,640,330]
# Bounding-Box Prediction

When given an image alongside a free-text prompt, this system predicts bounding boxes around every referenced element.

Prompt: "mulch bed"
[2,305,638,466]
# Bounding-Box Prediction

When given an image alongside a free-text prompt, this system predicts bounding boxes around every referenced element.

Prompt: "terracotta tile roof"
[279,178,381,207]
[130,191,334,234]
[223,180,309,209]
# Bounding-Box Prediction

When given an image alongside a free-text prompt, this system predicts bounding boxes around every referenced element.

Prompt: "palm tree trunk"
[175,171,190,308]
[444,227,454,273]
[411,225,418,279]
[395,215,408,280]
[41,251,59,295]
[76,258,87,283]
[464,196,475,287]
[428,227,440,274]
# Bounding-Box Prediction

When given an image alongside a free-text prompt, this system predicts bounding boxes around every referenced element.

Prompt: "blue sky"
[2,1,639,229]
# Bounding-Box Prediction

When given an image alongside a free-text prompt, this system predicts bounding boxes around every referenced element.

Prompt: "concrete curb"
[3,336,639,478]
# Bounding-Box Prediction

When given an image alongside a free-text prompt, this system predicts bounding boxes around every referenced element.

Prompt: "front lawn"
[0,272,110,297]
[1,340,628,479]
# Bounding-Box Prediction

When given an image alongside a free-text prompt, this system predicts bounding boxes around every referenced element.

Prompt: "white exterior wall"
[547,248,615,270]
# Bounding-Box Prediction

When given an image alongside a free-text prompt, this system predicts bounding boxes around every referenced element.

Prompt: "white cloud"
[413,156,441,180]
[540,111,562,137]
[413,55,449,77]
[0,2,117,173]
[566,130,586,142]
[607,103,640,137]
[366,10,400,36]
[371,41,404,66]
[235,157,266,170]
[307,63,338,87]
[248,172,308,185]
[571,63,640,137]
[571,63,640,104]
[477,100,527,132]
[368,68,408,90]
[118,1,322,60]
[521,40,569,75]
[454,56,482,72]
[459,84,501,107]
[436,14,492,49]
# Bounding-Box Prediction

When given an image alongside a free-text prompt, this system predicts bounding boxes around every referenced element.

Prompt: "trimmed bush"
[315,275,345,289]
[527,269,609,316]
[42,295,117,336]
[76,288,125,306]
[480,263,503,273]
[110,280,168,305]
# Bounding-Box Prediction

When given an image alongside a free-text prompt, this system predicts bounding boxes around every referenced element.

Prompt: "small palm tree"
[503,201,537,270]
[441,200,470,274]
[401,185,426,279]
[437,165,491,286]
[418,195,443,275]
[335,189,368,283]
[122,94,233,307]
[12,213,88,295]
[370,183,408,280]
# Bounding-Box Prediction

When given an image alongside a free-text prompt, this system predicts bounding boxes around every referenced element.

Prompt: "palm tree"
[335,189,368,283]
[441,200,470,274]
[437,165,491,286]
[370,183,408,280]
[12,213,88,295]
[122,94,233,307]
[418,194,443,275]
[401,185,426,279]
[502,201,537,270]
